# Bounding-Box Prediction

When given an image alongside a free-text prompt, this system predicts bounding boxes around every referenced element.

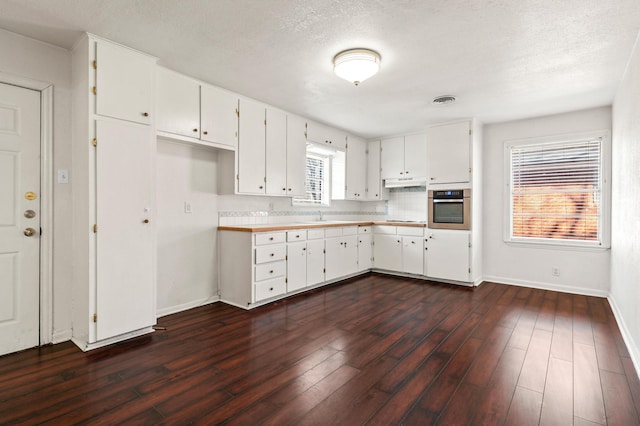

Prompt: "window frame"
[292,152,332,207]
[503,130,611,250]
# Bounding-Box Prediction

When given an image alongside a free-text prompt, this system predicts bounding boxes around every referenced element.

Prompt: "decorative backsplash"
[218,206,388,226]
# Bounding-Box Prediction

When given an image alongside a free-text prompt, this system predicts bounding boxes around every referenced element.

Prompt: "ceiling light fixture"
[333,48,381,86]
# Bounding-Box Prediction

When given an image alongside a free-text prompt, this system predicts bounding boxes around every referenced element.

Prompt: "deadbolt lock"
[24,210,36,219]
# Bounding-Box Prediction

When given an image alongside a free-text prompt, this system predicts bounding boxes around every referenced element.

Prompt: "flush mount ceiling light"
[432,95,456,105]
[333,48,381,86]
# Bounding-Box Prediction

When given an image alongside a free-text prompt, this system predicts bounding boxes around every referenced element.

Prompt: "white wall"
[482,107,612,296]
[610,32,640,371]
[0,29,73,342]
[156,140,220,316]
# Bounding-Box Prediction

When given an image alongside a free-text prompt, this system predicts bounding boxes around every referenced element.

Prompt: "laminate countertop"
[218,221,427,232]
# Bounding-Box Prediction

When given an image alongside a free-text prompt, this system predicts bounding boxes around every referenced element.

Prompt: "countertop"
[217,221,427,232]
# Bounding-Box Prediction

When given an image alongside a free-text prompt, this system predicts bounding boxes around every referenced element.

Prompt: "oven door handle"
[432,199,463,203]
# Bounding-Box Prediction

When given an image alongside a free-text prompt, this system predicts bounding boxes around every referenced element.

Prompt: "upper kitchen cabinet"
[200,84,238,148]
[95,40,154,125]
[286,114,307,197]
[306,120,347,150]
[156,68,200,138]
[345,135,367,200]
[265,107,287,196]
[366,140,387,201]
[237,98,267,195]
[380,133,427,180]
[156,67,238,149]
[426,121,471,184]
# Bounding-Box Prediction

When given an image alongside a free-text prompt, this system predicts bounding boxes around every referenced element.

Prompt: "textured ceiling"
[0,0,639,138]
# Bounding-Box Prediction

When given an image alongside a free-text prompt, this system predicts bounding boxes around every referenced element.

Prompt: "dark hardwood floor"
[1,273,640,425]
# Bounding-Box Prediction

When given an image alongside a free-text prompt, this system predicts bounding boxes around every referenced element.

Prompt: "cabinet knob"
[283,187,286,191]
[270,253,275,256]
[269,270,274,274]
[142,112,149,117]
[406,171,409,174]
[269,287,274,291]
[143,219,150,224]
[269,237,274,240]
[411,240,415,244]
[430,177,435,180]
[400,172,404,175]
[203,131,208,135]
[288,188,292,191]
[303,247,306,251]
[193,128,198,132]
[259,186,264,189]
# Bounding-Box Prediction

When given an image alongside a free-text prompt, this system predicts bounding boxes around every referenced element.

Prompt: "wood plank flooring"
[1,273,639,425]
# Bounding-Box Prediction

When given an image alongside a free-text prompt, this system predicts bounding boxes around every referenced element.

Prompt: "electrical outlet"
[551,267,560,277]
[184,201,192,214]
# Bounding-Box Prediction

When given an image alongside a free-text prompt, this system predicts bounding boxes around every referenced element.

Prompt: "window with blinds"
[507,137,605,245]
[293,154,329,205]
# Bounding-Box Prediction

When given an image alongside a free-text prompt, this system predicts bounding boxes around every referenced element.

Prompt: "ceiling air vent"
[432,95,456,105]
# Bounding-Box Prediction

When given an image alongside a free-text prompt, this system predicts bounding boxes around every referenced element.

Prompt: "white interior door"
[0,83,41,356]
[96,120,155,341]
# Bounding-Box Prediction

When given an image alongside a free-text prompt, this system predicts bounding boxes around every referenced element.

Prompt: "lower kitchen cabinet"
[424,230,471,282]
[306,238,325,286]
[325,233,358,281]
[402,236,423,275]
[287,241,307,292]
[357,231,373,272]
[373,234,403,272]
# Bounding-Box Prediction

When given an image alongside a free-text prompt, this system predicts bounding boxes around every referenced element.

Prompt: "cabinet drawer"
[255,232,286,245]
[255,277,287,301]
[358,226,372,234]
[324,227,342,238]
[398,227,424,237]
[255,260,286,281]
[342,226,357,236]
[287,230,307,242]
[374,225,397,235]
[307,229,325,240]
[255,245,286,264]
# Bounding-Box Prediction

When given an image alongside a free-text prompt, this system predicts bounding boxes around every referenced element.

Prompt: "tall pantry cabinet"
[71,34,158,351]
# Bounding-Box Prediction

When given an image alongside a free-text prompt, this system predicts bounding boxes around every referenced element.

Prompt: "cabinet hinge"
[469,242,472,248]
[345,143,348,149]
[264,119,267,126]
[285,278,288,283]
[92,138,97,147]
[93,224,97,233]
[264,177,267,183]
[323,249,326,254]
[92,86,97,95]
[285,255,288,261]
[323,268,326,273]
[92,313,97,323]
[469,167,472,173]
[92,60,97,69]
[469,268,471,273]
[236,174,239,181]
[469,129,472,135]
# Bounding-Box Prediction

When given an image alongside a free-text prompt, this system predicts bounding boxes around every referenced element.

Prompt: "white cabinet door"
[404,133,427,178]
[427,121,471,184]
[346,135,367,200]
[373,234,403,271]
[95,120,155,341]
[307,120,346,150]
[425,230,470,282]
[306,239,325,286]
[366,140,384,200]
[325,235,357,280]
[156,68,200,138]
[265,107,287,195]
[237,99,266,194]
[380,137,404,179]
[95,41,154,125]
[287,242,307,292]
[328,128,347,150]
[286,114,307,197]
[357,234,373,272]
[200,84,238,148]
[402,236,423,275]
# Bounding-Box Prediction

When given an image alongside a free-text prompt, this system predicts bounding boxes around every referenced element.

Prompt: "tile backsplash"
[387,186,428,222]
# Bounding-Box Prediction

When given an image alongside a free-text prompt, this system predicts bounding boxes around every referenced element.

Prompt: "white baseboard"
[156,295,220,318]
[72,327,155,352]
[607,295,640,379]
[482,275,609,298]
[52,329,72,344]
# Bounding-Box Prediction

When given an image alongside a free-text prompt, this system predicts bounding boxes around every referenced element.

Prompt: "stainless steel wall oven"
[428,189,471,230]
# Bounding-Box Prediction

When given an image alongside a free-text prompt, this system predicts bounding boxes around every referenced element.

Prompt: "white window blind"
[509,138,602,244]
[293,154,328,205]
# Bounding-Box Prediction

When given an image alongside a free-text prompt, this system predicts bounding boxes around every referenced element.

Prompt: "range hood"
[384,177,428,188]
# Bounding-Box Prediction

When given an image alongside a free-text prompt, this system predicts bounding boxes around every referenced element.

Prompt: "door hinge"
[92,60,97,69]
[93,224,97,233]
[92,86,97,95]
[92,313,97,323]
[92,138,97,147]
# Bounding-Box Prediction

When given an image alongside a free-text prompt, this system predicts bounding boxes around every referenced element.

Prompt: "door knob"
[24,228,36,237]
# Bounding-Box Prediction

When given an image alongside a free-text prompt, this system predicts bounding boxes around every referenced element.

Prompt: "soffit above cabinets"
[0,0,639,138]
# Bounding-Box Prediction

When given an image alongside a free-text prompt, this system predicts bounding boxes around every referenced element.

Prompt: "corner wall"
[482,107,612,296]
[610,30,640,372]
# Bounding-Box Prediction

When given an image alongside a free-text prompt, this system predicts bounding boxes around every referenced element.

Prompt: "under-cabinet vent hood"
[384,177,428,188]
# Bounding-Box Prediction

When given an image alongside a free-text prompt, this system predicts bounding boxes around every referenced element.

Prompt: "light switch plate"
[57,169,69,184]
[184,201,192,214]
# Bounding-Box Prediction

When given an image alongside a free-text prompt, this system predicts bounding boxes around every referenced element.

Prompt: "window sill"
[504,239,610,252]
